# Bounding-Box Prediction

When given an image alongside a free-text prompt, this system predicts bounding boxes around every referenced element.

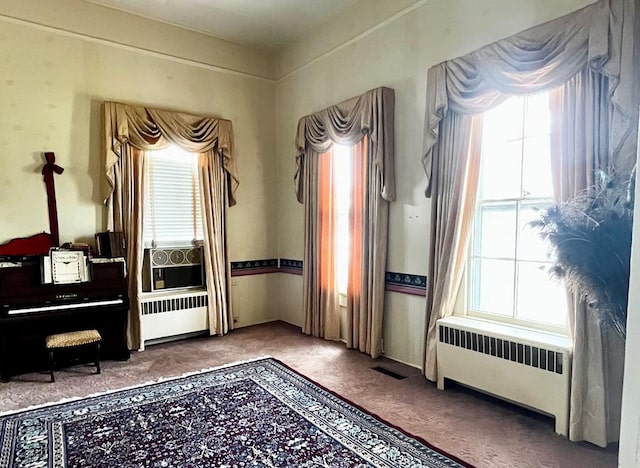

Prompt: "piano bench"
[45,330,102,383]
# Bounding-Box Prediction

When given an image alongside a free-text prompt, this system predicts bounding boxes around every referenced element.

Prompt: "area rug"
[0,358,470,467]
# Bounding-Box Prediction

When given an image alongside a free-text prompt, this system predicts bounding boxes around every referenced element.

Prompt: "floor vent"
[372,366,407,380]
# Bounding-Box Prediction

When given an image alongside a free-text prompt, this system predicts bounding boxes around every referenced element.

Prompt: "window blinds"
[143,146,203,247]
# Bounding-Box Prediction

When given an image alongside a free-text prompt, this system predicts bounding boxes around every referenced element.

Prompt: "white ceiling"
[84,0,356,50]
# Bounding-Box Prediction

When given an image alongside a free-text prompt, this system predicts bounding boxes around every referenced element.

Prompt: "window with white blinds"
[143,145,203,247]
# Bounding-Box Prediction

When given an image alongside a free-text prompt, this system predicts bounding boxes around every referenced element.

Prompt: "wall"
[274,0,596,367]
[0,4,278,326]
[619,121,640,467]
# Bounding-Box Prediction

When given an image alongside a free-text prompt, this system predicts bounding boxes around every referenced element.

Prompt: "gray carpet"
[0,321,616,467]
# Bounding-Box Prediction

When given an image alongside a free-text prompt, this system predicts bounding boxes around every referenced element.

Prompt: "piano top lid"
[0,258,128,308]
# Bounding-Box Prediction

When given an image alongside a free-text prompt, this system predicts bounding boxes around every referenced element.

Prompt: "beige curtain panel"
[295,87,395,359]
[549,71,626,447]
[421,0,637,448]
[423,114,483,382]
[103,101,238,348]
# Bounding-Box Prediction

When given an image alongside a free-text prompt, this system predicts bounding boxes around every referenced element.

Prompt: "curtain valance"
[422,0,637,195]
[295,87,395,202]
[104,102,239,205]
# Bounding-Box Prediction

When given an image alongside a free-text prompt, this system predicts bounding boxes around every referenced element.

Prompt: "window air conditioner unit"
[142,247,205,292]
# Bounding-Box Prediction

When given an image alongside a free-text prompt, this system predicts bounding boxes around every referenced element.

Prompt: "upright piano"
[0,257,130,381]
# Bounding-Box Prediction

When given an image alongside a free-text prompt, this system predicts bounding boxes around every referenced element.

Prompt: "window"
[332,145,353,296]
[468,92,568,331]
[143,145,203,247]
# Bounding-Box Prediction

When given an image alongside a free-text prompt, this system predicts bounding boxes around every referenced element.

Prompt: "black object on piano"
[95,231,126,258]
[0,257,130,382]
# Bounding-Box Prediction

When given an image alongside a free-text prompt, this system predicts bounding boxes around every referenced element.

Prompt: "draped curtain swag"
[103,102,239,348]
[421,0,637,448]
[295,87,395,203]
[295,87,395,359]
[422,0,637,195]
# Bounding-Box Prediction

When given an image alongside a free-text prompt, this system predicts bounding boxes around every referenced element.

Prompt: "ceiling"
[84,0,356,50]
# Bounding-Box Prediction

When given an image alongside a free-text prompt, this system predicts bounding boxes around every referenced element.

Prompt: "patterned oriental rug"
[0,358,471,467]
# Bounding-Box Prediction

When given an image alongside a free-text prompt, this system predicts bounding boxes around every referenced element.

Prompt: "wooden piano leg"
[95,342,101,375]
[49,350,55,383]
[0,335,9,382]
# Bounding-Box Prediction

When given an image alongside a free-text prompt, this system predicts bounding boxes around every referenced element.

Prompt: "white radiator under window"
[141,289,209,343]
[436,316,572,436]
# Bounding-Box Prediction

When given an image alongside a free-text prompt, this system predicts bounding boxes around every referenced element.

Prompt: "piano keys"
[0,257,130,382]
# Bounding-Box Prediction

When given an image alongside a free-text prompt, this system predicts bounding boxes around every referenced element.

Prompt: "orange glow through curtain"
[318,151,337,296]
[305,151,340,339]
[347,137,366,349]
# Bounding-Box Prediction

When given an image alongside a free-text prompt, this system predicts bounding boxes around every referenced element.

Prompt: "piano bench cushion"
[46,330,102,349]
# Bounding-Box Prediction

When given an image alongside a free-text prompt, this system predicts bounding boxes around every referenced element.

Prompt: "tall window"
[333,145,353,296]
[143,145,203,247]
[468,92,568,331]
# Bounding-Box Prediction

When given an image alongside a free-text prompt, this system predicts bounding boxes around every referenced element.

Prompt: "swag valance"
[103,102,239,205]
[422,0,637,195]
[295,86,396,203]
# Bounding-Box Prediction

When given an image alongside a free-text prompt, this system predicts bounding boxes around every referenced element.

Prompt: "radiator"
[140,290,209,343]
[436,316,572,436]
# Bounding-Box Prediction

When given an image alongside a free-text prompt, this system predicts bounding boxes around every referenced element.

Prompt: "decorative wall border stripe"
[230,258,427,297]
[279,258,303,275]
[231,259,279,276]
[385,272,427,297]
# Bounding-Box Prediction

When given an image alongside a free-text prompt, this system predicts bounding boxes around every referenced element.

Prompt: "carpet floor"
[0,321,617,467]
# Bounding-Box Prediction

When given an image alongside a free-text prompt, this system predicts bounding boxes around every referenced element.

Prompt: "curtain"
[296,87,394,359]
[549,70,626,447]
[103,102,238,349]
[421,0,637,445]
[346,136,389,357]
[423,114,483,381]
[107,145,146,350]
[423,0,637,196]
[199,151,233,336]
[302,150,340,339]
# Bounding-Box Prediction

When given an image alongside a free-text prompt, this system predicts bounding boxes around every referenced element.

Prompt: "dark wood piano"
[0,257,130,381]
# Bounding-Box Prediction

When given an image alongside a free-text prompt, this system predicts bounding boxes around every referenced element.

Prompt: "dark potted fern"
[530,171,635,338]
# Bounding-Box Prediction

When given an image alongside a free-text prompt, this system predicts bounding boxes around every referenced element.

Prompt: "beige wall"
[0,13,277,326]
[619,121,639,467]
[274,0,596,367]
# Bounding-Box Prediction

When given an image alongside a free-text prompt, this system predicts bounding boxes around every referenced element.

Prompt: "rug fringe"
[0,355,273,417]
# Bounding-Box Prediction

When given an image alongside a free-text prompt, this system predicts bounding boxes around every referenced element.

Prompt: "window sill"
[440,316,572,351]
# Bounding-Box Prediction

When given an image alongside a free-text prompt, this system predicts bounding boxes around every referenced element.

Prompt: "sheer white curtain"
[422,0,637,446]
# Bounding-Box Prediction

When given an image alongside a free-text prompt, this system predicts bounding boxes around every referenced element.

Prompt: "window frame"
[465,93,569,335]
[143,145,204,249]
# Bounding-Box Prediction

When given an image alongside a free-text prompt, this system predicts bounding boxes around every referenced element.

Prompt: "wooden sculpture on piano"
[0,152,63,256]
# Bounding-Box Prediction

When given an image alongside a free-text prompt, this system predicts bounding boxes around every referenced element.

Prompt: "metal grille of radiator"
[141,294,208,316]
[438,324,564,375]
